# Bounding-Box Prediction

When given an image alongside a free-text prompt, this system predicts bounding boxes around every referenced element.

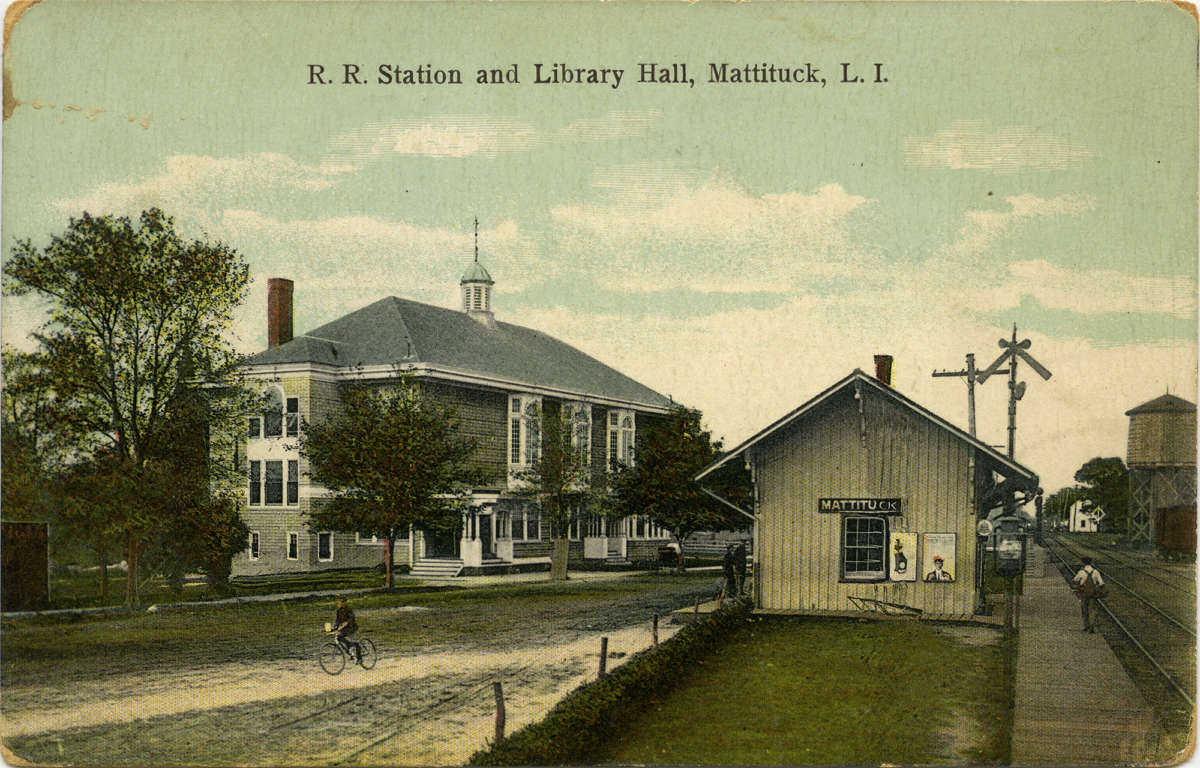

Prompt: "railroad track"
[1043,535,1195,745]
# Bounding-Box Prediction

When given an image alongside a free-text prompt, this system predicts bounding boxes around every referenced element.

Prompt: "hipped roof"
[246,296,672,409]
[696,369,1038,484]
[1125,393,1196,416]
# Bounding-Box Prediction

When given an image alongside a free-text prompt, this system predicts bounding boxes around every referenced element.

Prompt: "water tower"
[1125,393,1196,546]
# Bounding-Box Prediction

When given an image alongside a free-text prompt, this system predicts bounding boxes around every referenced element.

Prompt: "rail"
[1043,537,1194,709]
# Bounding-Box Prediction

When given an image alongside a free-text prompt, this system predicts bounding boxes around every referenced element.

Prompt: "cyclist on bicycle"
[333,597,362,664]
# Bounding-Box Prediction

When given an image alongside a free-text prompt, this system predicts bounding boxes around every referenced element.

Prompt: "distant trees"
[1074,457,1130,533]
[298,383,481,589]
[609,406,751,571]
[2,209,251,603]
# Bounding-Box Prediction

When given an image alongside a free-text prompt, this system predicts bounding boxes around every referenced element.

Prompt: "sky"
[2,1,1196,493]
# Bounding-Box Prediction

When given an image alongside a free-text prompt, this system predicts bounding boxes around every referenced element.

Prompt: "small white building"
[1068,500,1104,533]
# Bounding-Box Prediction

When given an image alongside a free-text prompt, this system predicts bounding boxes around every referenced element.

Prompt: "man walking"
[1071,557,1106,633]
[722,544,737,598]
[733,541,748,596]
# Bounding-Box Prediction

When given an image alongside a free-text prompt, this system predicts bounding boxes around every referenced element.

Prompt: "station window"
[841,515,887,581]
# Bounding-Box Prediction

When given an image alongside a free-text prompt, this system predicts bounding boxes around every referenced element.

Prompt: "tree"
[298,382,481,589]
[3,209,250,604]
[1044,486,1084,530]
[1,348,57,524]
[609,406,751,571]
[1074,457,1130,533]
[510,403,595,581]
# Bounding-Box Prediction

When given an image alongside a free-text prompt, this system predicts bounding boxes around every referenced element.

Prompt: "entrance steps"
[409,558,464,579]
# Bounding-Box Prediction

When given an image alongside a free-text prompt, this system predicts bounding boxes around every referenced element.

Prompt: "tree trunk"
[383,535,395,590]
[125,535,140,606]
[97,546,108,601]
[550,536,569,581]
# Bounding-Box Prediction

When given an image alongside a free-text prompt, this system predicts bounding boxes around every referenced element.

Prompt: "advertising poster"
[889,531,917,582]
[922,533,958,583]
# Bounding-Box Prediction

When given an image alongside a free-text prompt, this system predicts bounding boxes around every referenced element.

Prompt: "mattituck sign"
[818,498,902,514]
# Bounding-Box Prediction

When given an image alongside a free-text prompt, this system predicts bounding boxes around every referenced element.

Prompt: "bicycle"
[318,626,378,675]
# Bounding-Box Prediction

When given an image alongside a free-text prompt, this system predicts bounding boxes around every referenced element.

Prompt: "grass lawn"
[600,617,1013,765]
[43,567,399,610]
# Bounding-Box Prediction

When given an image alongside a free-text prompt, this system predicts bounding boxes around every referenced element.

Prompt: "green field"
[600,617,1013,765]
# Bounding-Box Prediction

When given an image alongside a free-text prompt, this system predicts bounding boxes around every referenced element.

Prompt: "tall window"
[608,410,636,471]
[508,395,542,470]
[263,388,283,438]
[249,461,261,505]
[566,402,592,465]
[286,532,299,560]
[285,398,299,437]
[318,532,333,561]
[842,516,887,581]
[248,531,260,560]
[287,460,299,505]
[265,460,283,505]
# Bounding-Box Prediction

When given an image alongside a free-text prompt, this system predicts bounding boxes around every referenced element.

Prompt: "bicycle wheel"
[319,642,346,675]
[358,638,377,670]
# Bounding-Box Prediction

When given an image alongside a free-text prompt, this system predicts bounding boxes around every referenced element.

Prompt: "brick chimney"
[267,278,294,348]
[873,354,893,386]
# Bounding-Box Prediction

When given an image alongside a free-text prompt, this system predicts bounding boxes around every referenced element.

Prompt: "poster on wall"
[922,533,957,583]
[889,532,917,582]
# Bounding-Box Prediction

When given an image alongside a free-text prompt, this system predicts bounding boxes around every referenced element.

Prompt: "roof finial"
[474,216,479,263]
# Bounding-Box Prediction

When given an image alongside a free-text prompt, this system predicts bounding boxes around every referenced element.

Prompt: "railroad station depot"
[697,361,1040,618]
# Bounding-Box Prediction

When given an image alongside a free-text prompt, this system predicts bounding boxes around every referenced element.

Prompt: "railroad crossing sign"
[977,325,1052,459]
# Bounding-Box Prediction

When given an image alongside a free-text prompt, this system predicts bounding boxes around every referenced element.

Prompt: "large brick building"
[233,257,673,577]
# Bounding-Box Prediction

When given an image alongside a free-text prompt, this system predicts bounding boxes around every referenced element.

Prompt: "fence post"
[492,681,505,743]
[598,636,608,678]
[652,613,659,646]
[694,596,700,616]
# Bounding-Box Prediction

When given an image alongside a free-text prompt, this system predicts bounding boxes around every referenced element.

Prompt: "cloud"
[326,110,662,161]
[940,193,1095,260]
[557,111,661,142]
[52,153,355,217]
[547,175,873,293]
[328,117,541,160]
[1004,260,1196,318]
[904,120,1097,172]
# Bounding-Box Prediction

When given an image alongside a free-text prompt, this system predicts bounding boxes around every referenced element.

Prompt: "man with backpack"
[1071,557,1106,633]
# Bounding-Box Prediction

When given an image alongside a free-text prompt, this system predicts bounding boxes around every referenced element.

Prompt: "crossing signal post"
[977,325,1053,459]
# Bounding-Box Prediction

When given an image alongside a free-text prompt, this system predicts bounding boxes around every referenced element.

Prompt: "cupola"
[461,217,496,327]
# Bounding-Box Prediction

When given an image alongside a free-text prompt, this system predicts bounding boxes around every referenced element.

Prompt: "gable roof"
[246,296,672,410]
[695,369,1038,483]
[1125,393,1196,416]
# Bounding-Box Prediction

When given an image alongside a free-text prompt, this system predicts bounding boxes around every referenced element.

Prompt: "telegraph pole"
[931,353,1007,437]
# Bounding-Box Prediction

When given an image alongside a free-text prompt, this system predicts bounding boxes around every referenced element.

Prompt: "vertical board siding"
[756,387,976,615]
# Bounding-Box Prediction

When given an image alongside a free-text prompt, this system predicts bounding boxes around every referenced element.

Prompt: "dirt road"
[3,583,704,766]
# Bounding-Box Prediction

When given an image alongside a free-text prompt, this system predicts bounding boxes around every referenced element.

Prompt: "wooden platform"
[1011,544,1163,764]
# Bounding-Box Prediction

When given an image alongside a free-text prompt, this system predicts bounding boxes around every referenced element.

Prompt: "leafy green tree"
[298,382,481,589]
[1044,486,1084,530]
[609,406,751,571]
[1,348,56,524]
[3,209,250,604]
[510,403,595,581]
[1074,457,1130,533]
